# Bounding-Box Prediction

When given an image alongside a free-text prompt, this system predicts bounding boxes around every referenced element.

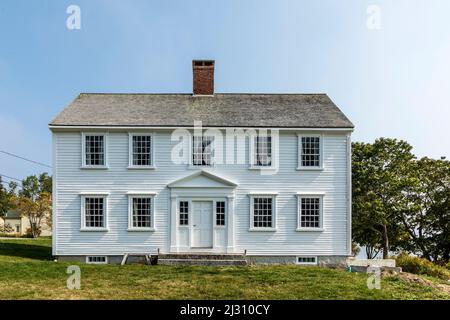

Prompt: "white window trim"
[81,132,109,169]
[296,256,318,265]
[189,134,215,168]
[80,194,109,232]
[248,194,277,231]
[128,133,156,169]
[248,134,277,170]
[296,134,323,171]
[296,193,325,232]
[86,256,108,264]
[127,194,156,231]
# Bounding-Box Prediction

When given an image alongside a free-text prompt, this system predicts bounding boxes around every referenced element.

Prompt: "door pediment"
[167,170,237,188]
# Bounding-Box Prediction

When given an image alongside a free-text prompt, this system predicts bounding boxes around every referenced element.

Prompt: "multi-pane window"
[192,136,213,166]
[301,137,320,167]
[179,201,189,226]
[252,197,273,228]
[84,197,105,228]
[87,256,107,264]
[132,135,152,166]
[216,201,225,226]
[85,135,105,166]
[131,197,152,228]
[254,136,272,166]
[300,197,321,228]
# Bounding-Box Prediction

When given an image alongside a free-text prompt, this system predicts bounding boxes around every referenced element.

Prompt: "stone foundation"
[57,255,349,267]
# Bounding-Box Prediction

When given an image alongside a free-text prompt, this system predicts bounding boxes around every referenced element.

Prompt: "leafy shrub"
[0,223,14,234]
[396,253,450,280]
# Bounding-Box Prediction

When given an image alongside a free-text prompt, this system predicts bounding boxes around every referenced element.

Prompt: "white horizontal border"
[126,191,158,195]
[49,125,353,132]
[296,191,326,196]
[79,191,110,195]
[247,192,279,196]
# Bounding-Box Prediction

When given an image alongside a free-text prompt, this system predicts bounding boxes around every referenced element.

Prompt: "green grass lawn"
[0,238,448,300]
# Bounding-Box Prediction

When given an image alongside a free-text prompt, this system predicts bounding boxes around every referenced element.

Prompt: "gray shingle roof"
[49,93,353,128]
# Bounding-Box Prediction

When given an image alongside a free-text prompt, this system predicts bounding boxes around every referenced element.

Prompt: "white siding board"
[54,131,350,256]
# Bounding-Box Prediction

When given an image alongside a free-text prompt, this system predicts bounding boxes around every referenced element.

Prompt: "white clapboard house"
[49,60,354,266]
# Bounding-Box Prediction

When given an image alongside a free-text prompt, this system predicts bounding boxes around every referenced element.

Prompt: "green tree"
[352,138,415,259]
[20,172,52,201]
[0,177,17,225]
[400,157,450,263]
[16,173,52,238]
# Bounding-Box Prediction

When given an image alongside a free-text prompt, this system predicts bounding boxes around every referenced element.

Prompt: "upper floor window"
[192,136,213,166]
[299,136,321,168]
[83,134,106,167]
[254,135,272,167]
[129,134,153,168]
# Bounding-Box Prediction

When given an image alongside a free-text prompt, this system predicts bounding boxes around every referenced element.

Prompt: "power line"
[0,174,23,188]
[0,173,23,183]
[0,150,52,169]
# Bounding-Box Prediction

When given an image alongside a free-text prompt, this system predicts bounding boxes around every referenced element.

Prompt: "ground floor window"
[83,197,106,228]
[128,195,154,230]
[249,195,276,230]
[215,201,225,226]
[298,195,323,229]
[179,201,189,226]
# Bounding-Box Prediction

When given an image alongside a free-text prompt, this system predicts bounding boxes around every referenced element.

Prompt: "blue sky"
[1,0,449,183]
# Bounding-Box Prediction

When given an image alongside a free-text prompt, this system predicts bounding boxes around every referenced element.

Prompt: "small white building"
[49,60,353,265]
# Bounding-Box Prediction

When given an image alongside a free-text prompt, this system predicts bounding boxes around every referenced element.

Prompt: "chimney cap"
[193,60,215,67]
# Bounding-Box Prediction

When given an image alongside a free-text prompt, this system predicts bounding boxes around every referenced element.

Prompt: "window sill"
[80,228,109,232]
[127,228,155,232]
[127,166,156,170]
[296,228,324,232]
[214,226,226,229]
[248,228,277,232]
[178,225,190,228]
[296,167,323,171]
[80,166,109,170]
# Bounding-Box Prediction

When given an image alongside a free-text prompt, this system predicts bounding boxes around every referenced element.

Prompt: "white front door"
[192,201,213,248]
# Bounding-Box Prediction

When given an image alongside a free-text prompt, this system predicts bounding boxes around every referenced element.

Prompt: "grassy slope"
[0,238,448,300]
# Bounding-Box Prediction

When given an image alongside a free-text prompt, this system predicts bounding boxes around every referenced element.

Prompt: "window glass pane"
[216,201,225,226]
[253,197,273,228]
[179,201,189,225]
[300,197,320,228]
[192,136,213,166]
[132,197,152,228]
[85,197,104,228]
[255,136,272,166]
[85,135,104,166]
[132,135,152,166]
[301,137,320,167]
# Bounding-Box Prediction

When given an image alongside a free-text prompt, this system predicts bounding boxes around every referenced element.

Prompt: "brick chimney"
[192,60,215,95]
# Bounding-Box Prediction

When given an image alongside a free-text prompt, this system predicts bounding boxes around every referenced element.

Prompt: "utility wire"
[0,173,23,183]
[0,150,52,169]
